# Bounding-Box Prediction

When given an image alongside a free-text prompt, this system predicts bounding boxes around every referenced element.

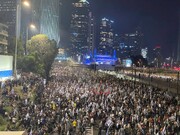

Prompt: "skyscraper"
[98,18,114,55]
[40,0,60,46]
[70,0,91,56]
[0,0,16,38]
[113,34,121,57]
[32,0,41,32]
[118,29,144,59]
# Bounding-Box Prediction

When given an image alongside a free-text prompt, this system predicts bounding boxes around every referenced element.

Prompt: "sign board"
[0,55,13,78]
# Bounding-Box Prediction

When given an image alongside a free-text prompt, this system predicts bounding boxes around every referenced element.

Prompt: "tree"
[26,34,57,78]
[17,55,36,72]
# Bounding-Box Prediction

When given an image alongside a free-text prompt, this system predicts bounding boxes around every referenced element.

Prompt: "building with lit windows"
[0,23,8,54]
[0,0,16,38]
[113,34,121,57]
[118,29,144,59]
[40,0,60,46]
[98,18,114,55]
[70,0,91,56]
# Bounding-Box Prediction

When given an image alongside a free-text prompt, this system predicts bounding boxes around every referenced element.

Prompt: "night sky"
[60,0,180,58]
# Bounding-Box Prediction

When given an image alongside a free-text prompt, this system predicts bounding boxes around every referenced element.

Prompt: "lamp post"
[14,0,30,78]
[134,68,136,88]
[25,24,36,55]
[177,72,179,95]
[148,68,150,86]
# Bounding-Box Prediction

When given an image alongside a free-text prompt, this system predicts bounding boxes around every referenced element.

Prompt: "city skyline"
[0,1,180,134]
[61,0,180,58]
[0,0,179,60]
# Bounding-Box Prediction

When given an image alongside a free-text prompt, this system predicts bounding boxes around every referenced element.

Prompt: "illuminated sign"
[123,59,132,67]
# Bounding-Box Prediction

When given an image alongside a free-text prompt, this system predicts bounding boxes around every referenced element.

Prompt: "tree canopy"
[18,34,57,78]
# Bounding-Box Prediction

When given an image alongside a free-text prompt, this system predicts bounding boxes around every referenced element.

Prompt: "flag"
[161,125,166,135]
[105,119,113,127]
[138,123,145,134]
[29,128,33,135]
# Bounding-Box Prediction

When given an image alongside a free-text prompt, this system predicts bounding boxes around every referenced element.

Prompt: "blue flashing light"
[86,55,90,59]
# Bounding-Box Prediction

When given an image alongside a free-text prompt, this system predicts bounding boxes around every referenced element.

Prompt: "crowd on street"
[0,61,180,135]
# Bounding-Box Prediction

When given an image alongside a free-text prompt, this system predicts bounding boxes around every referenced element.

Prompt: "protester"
[0,61,179,135]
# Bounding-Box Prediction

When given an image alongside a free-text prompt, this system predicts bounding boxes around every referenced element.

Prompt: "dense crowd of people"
[0,61,180,135]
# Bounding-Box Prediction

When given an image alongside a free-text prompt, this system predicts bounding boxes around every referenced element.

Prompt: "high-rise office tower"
[113,34,121,57]
[32,0,41,32]
[70,0,91,56]
[98,18,114,55]
[0,0,16,38]
[40,0,60,46]
[118,28,144,58]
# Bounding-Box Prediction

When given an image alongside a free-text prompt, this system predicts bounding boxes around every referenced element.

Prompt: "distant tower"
[98,18,114,55]
[177,11,180,62]
[32,0,42,33]
[70,0,92,56]
[153,46,162,68]
[40,0,60,45]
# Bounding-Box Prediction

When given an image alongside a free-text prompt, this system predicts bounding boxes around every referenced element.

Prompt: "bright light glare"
[23,1,30,7]
[30,24,36,29]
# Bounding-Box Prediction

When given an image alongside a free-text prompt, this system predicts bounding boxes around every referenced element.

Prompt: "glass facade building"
[40,0,60,46]
[115,28,144,59]
[70,0,91,56]
[0,0,16,37]
[98,18,114,55]
[119,32,141,57]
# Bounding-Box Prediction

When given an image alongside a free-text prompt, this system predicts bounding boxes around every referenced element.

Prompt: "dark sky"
[60,0,180,58]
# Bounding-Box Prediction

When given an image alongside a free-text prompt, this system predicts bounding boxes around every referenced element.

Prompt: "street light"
[25,24,36,55]
[14,0,30,78]
[23,1,30,7]
[177,72,179,95]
